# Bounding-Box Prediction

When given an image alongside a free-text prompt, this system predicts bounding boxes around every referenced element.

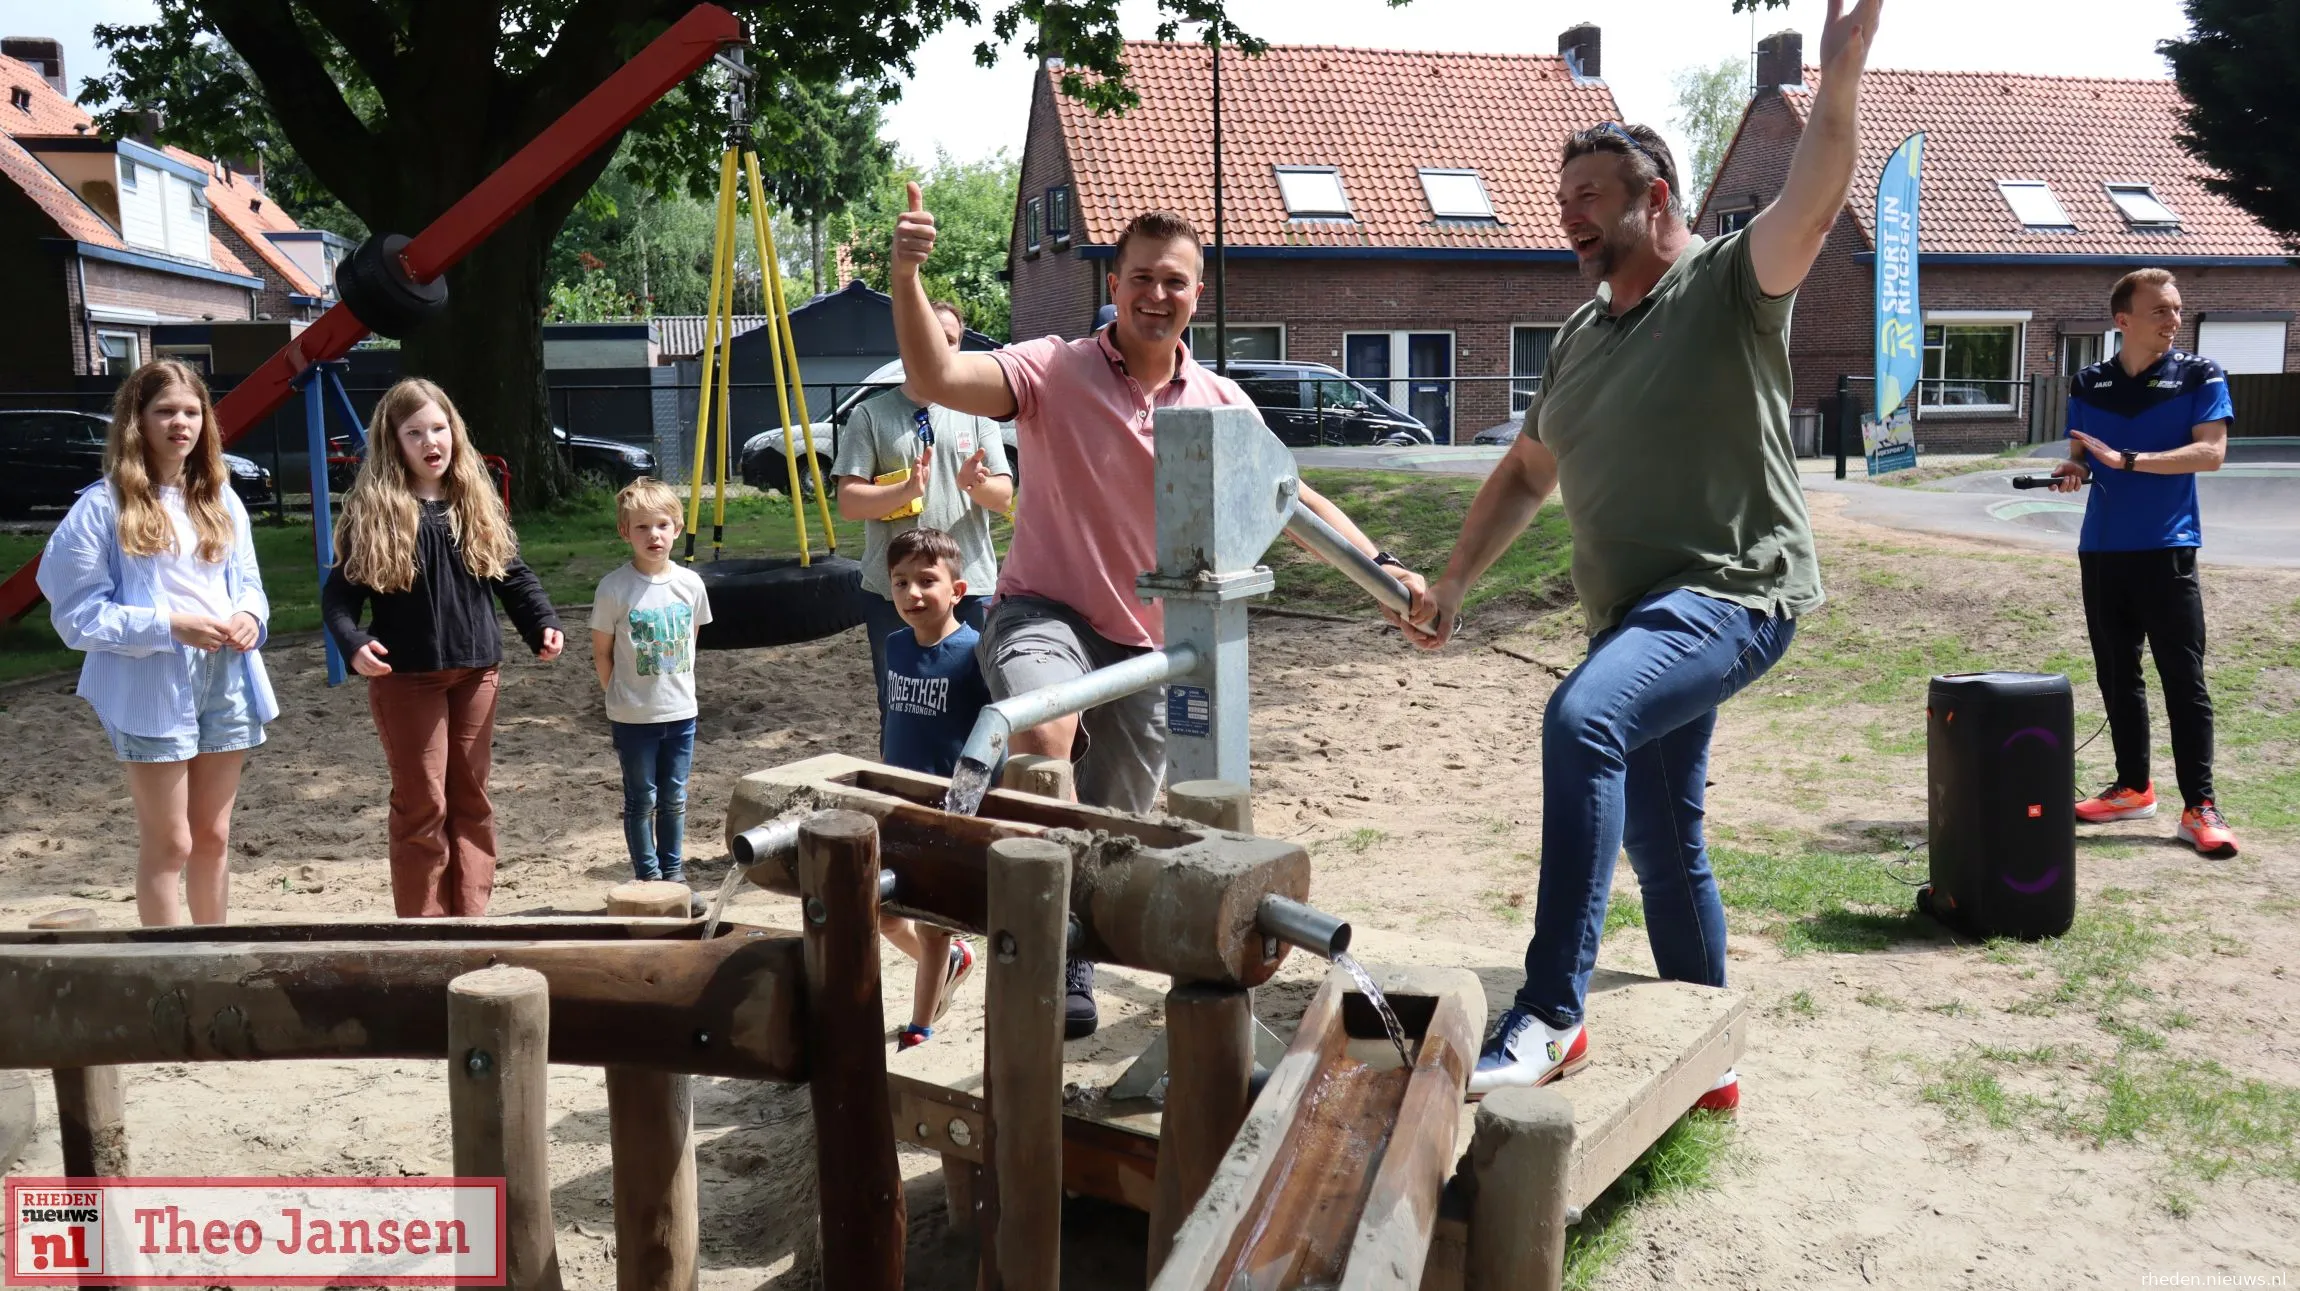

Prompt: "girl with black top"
[323,378,563,917]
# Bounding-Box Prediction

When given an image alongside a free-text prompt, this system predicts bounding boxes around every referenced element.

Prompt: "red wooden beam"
[1,4,742,625]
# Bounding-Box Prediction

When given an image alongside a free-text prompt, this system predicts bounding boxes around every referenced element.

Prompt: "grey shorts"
[976,596,1165,814]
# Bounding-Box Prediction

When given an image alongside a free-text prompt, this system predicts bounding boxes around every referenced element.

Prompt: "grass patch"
[1603,898,1645,936]
[1773,989,1819,1020]
[0,489,866,687]
[1922,1067,2038,1130]
[1872,446,2028,489]
[2016,908,2169,1016]
[1272,469,1574,617]
[1709,841,1927,955]
[2064,1057,2300,1184]
[1563,1113,1734,1290]
[1340,827,1388,854]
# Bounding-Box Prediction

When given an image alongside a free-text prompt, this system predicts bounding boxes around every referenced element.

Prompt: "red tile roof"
[1047,41,1623,251]
[0,52,261,280]
[1784,66,2290,258]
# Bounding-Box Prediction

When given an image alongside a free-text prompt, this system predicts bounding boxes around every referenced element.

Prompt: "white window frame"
[2104,182,2181,229]
[1509,323,1562,413]
[96,329,141,377]
[1920,312,2027,413]
[1046,184,1072,244]
[1716,207,1756,234]
[1996,179,2073,230]
[118,158,139,191]
[1275,166,1352,220]
[1186,322,1285,364]
[1024,196,1043,255]
[1417,168,1494,220]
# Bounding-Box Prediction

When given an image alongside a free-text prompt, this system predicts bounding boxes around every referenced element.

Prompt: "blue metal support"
[298,363,350,686]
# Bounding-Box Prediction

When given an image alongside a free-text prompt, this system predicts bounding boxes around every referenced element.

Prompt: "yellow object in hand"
[874,466,924,521]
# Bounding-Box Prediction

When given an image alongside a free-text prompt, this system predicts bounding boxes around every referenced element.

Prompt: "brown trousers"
[369,666,500,917]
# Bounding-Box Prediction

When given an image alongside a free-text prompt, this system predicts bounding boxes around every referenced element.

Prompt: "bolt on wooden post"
[797,811,905,1291]
[447,964,561,1291]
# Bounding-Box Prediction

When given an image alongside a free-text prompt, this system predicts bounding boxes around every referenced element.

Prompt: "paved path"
[1296,443,2300,569]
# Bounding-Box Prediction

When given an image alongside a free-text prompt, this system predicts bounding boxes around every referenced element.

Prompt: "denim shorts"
[101,646,268,764]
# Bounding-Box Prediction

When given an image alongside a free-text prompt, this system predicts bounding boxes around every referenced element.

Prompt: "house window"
[1922,321,2023,410]
[1186,323,1283,364]
[2060,331,2119,377]
[9,87,29,112]
[2105,184,2180,230]
[97,330,141,377]
[1510,325,1559,412]
[1276,167,1351,220]
[1025,197,1043,255]
[1997,180,2073,230]
[155,345,213,375]
[1717,208,1756,234]
[1047,185,1071,242]
[118,159,139,191]
[1418,169,1494,220]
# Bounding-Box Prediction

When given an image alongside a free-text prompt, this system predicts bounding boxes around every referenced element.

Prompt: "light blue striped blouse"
[38,481,280,739]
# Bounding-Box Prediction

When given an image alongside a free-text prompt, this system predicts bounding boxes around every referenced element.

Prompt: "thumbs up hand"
[893,181,936,275]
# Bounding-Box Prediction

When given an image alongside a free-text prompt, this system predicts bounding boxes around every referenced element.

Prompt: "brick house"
[0,43,336,389]
[1008,27,1627,441]
[1697,32,2300,452]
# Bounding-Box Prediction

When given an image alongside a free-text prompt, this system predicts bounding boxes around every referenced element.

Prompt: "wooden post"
[448,965,561,1291]
[981,837,1071,1291]
[797,811,904,1291]
[941,1156,982,1242]
[1465,1086,1576,1291]
[37,908,129,1182]
[1166,779,1253,834]
[999,754,1076,802]
[604,884,700,1291]
[1146,983,1253,1282]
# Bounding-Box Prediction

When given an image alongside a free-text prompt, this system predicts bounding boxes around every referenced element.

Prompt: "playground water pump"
[1917,672,2077,940]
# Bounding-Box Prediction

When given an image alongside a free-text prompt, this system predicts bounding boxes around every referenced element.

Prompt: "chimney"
[1558,24,1601,81]
[130,108,166,144]
[1755,29,1803,94]
[1,37,65,95]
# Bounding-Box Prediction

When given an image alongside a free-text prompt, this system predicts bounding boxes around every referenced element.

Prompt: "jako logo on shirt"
[886,672,950,717]
[628,605,694,677]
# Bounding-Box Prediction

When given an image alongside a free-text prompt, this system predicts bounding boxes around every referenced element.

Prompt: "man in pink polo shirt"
[891,186,1424,1036]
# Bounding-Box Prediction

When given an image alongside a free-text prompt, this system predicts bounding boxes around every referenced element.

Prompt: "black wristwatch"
[1372,550,1405,570]
[2120,449,2138,471]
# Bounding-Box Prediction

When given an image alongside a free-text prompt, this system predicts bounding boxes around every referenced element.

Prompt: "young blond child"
[878,527,989,1048]
[590,480,713,883]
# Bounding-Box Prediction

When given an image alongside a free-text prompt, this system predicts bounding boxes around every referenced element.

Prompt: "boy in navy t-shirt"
[878,527,988,1047]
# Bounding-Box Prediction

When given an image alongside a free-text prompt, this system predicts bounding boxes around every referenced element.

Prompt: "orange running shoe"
[2176,802,2239,858]
[2075,782,2156,824]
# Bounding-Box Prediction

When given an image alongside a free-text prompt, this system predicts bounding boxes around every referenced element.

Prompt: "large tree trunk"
[399,212,570,512]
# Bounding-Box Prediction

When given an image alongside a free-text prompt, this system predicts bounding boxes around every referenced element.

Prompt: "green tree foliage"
[2161,0,2300,247]
[1669,58,1749,216]
[847,150,1022,340]
[547,148,719,317]
[757,80,895,296]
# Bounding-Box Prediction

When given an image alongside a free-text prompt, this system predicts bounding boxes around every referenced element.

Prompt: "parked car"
[327,424,653,493]
[0,409,273,515]
[1471,418,1523,447]
[1221,361,1432,448]
[738,359,1020,500]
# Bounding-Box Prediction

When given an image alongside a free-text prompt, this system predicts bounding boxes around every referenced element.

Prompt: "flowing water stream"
[1331,950,1412,1069]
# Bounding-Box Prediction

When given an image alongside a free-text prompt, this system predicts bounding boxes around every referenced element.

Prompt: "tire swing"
[681,65,863,651]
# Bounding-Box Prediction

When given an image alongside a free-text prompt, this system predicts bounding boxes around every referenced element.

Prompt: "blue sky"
[3,0,2192,182]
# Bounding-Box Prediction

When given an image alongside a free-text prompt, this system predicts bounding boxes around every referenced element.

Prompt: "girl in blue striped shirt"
[38,360,277,926]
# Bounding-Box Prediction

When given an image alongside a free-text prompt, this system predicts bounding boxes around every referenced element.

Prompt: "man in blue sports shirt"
[2052,267,2238,857]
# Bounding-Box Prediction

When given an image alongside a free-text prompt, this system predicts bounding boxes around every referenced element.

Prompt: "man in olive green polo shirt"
[1394,0,1883,1109]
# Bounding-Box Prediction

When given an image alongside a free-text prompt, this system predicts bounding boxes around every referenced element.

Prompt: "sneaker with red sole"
[2176,802,2239,858]
[896,1024,934,1051]
[1466,1006,1589,1099]
[931,938,976,1026]
[2076,782,2157,824]
[1691,1069,1739,1117]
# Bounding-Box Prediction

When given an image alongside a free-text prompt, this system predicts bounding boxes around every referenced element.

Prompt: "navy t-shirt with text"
[881,623,991,777]
[2066,350,2234,552]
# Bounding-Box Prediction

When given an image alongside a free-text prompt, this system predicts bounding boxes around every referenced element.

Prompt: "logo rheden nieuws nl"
[6,1178,505,1286]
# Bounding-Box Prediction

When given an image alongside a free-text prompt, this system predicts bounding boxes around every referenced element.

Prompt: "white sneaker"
[1466,1006,1590,1099]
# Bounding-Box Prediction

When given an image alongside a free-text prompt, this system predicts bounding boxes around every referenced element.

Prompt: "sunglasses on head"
[913,406,934,447]
[1593,121,1666,175]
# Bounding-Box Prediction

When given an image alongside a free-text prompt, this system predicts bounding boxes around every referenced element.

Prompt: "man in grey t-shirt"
[833,299,1013,727]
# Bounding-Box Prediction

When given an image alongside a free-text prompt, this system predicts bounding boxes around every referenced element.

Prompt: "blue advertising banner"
[1866,131,1924,476]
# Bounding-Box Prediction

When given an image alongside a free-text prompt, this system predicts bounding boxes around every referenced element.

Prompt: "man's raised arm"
[1747,0,1882,298]
[892,182,1019,420]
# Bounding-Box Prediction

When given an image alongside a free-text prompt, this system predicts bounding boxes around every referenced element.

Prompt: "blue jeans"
[612,717,697,881]
[1518,589,1797,1027]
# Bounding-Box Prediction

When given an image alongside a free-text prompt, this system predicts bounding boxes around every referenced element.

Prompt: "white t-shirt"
[155,487,232,621]
[590,562,713,725]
